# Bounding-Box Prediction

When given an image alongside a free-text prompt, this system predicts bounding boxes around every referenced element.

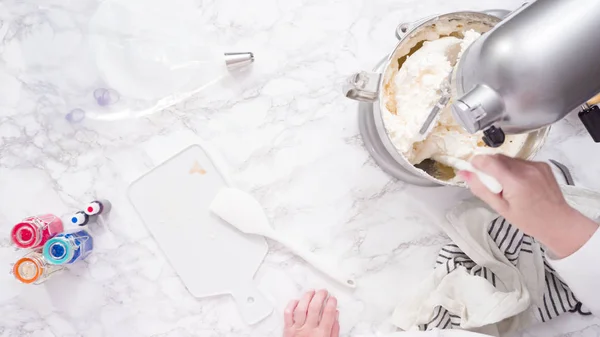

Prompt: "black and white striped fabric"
[421,217,590,331]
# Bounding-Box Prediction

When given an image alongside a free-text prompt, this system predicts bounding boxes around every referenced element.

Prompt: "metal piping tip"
[224,52,255,69]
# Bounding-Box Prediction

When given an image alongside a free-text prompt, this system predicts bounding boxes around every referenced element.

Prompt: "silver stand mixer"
[345,1,600,186]
[452,0,600,146]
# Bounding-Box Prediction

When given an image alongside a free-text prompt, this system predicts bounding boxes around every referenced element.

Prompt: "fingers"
[293,290,315,326]
[284,300,298,328]
[305,290,329,327]
[460,170,509,213]
[288,289,340,333]
[471,154,512,179]
[331,312,340,337]
[319,296,338,333]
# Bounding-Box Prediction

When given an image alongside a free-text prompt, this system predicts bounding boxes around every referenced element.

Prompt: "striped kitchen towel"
[393,186,600,337]
[425,217,590,331]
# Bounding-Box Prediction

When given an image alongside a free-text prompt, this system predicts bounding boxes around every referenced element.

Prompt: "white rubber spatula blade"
[210,187,357,289]
[210,187,273,237]
[436,155,503,194]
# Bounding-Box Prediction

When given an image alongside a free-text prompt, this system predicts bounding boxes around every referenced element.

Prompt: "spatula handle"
[462,164,503,194]
[272,234,357,289]
[230,283,273,325]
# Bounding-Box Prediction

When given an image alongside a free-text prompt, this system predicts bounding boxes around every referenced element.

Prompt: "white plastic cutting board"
[128,144,272,324]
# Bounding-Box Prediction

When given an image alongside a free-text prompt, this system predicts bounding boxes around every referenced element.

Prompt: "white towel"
[392,185,600,337]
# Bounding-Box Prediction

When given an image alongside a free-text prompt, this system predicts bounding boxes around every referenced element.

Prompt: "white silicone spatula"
[435,155,503,194]
[210,187,356,289]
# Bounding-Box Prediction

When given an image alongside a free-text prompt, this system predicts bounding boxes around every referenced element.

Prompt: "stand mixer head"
[451,0,600,146]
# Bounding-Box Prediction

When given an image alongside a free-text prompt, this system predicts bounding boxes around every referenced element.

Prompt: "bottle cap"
[43,237,74,265]
[70,211,89,226]
[84,201,102,215]
[11,222,40,248]
[13,257,42,284]
[84,199,112,216]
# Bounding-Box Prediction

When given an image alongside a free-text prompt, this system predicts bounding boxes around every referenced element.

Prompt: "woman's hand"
[284,290,340,337]
[461,154,598,258]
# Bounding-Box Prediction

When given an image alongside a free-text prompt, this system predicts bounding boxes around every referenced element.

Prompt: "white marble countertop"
[1,0,600,336]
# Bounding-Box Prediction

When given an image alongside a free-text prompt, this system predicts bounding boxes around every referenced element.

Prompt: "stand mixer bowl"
[344,11,549,187]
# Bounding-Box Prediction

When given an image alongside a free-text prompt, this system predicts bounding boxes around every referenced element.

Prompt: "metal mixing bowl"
[344,11,550,187]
